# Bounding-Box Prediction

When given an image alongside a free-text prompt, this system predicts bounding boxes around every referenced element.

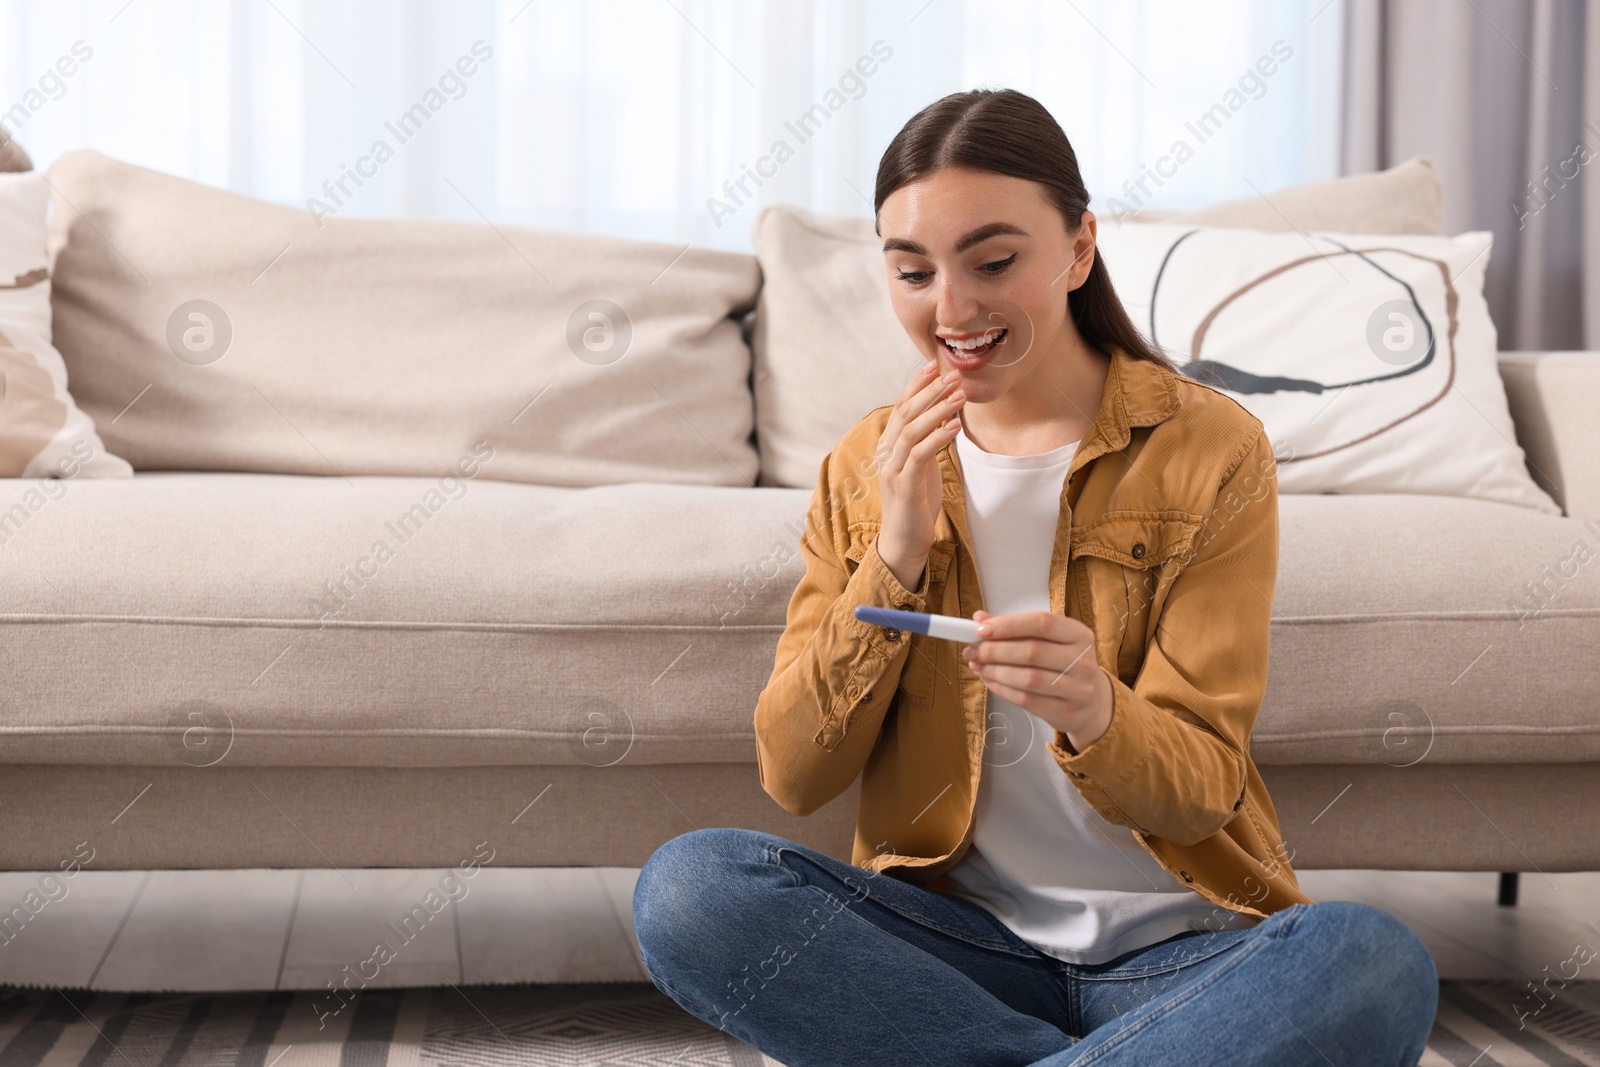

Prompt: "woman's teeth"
[942,328,1007,358]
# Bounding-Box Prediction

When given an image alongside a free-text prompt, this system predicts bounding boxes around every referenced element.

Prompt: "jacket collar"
[932,344,1183,545]
[1086,342,1184,456]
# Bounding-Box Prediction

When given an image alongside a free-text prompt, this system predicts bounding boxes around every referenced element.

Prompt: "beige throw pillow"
[46,151,762,488]
[750,207,923,489]
[0,169,132,480]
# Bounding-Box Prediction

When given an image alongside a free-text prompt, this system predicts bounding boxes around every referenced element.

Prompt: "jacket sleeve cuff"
[810,532,932,751]
[1046,665,1150,788]
[841,531,933,654]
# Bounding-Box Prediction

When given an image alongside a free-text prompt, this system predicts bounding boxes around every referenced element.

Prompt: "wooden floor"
[0,866,1595,991]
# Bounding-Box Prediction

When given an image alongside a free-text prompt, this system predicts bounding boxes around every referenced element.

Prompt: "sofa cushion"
[0,470,808,768]
[45,151,761,489]
[1,475,1595,769]
[1256,492,1600,765]
[1105,155,1444,235]
[1498,351,1600,524]
[750,205,916,489]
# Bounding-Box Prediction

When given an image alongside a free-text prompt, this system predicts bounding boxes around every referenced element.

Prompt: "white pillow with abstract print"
[0,170,131,479]
[1093,221,1560,515]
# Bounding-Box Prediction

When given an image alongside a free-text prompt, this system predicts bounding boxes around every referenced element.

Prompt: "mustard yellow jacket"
[754,343,1314,925]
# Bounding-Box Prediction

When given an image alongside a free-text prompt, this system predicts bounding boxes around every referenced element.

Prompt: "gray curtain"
[1342,0,1600,351]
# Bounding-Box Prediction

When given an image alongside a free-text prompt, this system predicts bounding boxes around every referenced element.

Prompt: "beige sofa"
[2,150,1597,887]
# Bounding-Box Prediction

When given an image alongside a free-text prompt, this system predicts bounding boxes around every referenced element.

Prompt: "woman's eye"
[981,253,1018,275]
[895,269,932,284]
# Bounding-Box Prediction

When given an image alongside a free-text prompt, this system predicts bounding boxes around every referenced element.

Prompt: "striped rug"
[0,980,1594,1065]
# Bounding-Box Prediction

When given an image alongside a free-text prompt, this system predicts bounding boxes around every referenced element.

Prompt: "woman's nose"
[934,276,982,327]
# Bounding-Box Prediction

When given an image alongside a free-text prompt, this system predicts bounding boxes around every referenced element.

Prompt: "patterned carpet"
[0,980,1596,1065]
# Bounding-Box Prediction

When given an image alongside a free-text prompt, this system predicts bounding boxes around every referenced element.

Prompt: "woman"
[633,88,1438,1066]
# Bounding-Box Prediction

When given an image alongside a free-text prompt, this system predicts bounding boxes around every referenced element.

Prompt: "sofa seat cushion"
[0,472,811,768]
[2,477,1594,769]
[1256,493,1600,765]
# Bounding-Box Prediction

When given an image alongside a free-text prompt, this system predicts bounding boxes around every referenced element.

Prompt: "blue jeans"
[632,827,1438,1066]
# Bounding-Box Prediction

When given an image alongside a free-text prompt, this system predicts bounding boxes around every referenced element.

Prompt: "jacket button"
[1180,870,1193,883]
[860,690,873,705]
[1131,542,1146,559]
[1070,771,1086,779]
[884,628,900,642]
[895,602,912,612]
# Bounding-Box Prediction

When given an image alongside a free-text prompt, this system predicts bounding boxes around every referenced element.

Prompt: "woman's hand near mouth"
[874,360,966,593]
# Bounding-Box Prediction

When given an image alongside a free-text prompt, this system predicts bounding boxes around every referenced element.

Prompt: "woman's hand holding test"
[963,608,1114,754]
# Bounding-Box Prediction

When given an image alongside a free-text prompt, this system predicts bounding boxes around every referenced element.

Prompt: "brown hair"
[874,88,1182,375]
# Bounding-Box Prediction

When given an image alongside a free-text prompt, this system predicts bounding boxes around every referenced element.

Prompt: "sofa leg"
[1497,871,1519,906]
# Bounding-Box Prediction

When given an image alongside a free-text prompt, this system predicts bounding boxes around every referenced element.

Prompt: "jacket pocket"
[1069,513,1203,685]
[896,634,938,708]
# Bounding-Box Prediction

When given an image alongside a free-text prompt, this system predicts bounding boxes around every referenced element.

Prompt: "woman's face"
[877,166,1097,400]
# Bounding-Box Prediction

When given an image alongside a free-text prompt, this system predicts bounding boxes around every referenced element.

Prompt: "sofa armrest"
[1498,351,1600,522]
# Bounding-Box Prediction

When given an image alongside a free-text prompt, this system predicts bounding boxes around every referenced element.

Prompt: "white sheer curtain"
[2,0,1343,252]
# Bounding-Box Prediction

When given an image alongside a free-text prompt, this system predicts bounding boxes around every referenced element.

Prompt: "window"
[1,0,1343,251]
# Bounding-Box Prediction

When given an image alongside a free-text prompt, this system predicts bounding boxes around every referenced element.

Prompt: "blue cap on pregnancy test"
[852,606,983,643]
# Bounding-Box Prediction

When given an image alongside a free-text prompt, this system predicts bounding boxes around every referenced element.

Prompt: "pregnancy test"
[853,606,983,644]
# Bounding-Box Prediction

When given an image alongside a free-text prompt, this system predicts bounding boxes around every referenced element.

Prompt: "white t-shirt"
[941,418,1260,965]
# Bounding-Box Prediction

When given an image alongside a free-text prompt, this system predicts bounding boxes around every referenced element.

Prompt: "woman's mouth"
[940,327,1007,368]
